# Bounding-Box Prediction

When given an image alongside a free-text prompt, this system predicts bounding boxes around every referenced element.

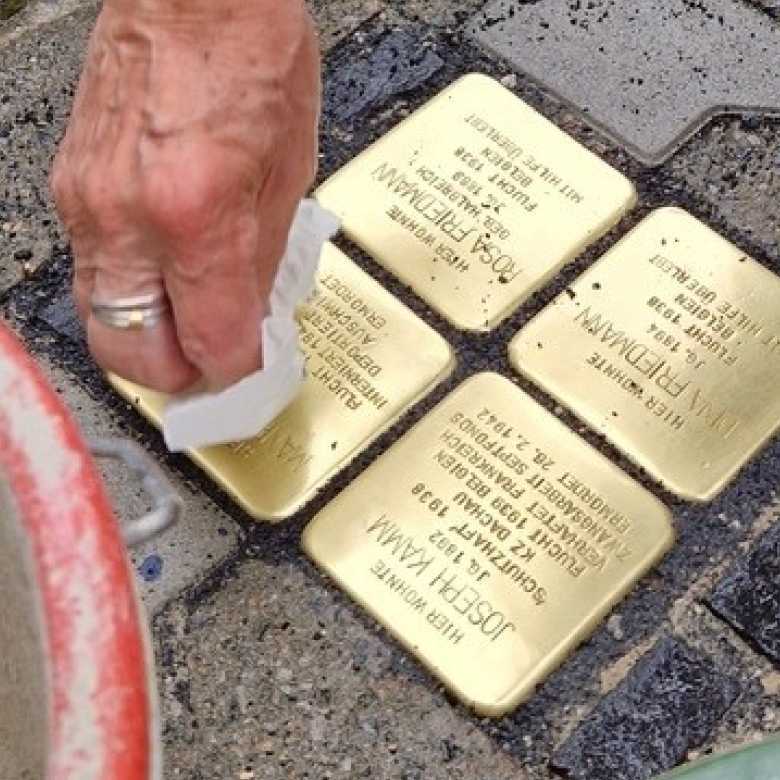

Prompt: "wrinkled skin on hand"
[51,0,320,392]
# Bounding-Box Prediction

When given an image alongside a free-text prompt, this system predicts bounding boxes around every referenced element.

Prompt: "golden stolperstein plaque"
[510,207,780,501]
[315,73,636,332]
[303,373,673,716]
[109,244,454,520]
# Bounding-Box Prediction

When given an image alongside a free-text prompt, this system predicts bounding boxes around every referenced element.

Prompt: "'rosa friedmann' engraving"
[109,244,454,520]
[303,373,672,716]
[316,73,636,331]
[510,207,780,501]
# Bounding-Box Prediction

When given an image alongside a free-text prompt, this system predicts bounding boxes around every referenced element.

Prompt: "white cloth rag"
[162,200,340,452]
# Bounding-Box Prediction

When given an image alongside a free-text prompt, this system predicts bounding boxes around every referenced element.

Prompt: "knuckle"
[87,326,196,395]
[50,155,94,240]
[178,323,255,385]
[177,330,215,373]
[143,158,223,240]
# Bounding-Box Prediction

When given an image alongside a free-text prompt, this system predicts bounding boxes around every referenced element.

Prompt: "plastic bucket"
[0,323,177,779]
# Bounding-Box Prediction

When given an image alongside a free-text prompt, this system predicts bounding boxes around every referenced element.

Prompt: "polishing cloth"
[162,200,339,452]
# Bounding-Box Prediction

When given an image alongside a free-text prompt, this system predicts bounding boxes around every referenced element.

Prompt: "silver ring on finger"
[90,292,170,331]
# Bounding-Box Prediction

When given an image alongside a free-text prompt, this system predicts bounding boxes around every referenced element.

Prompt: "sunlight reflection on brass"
[316,73,636,331]
[510,206,780,501]
[303,373,673,715]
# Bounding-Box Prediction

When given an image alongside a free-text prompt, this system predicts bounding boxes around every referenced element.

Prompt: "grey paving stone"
[0,0,93,47]
[468,0,780,165]
[552,637,742,780]
[669,119,780,262]
[41,360,242,615]
[692,671,780,764]
[0,6,94,297]
[395,0,487,29]
[156,556,521,780]
[708,521,780,665]
[307,0,382,51]
[662,593,777,763]
[324,26,444,127]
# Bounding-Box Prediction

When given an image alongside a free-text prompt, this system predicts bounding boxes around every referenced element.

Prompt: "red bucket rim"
[0,323,156,780]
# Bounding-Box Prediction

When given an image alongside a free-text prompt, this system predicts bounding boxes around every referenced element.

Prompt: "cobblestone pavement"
[3,1,780,778]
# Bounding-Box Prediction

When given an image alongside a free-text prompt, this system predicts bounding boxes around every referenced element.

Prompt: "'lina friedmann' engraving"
[510,208,780,500]
[510,207,780,501]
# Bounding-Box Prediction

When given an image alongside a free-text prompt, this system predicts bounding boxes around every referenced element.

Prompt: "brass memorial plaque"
[109,244,455,520]
[510,207,780,501]
[315,73,636,332]
[303,373,673,715]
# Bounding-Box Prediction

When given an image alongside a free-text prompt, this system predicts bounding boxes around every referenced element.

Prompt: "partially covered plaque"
[110,244,454,520]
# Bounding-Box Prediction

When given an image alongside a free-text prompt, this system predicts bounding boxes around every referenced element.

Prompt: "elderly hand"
[51,0,320,393]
